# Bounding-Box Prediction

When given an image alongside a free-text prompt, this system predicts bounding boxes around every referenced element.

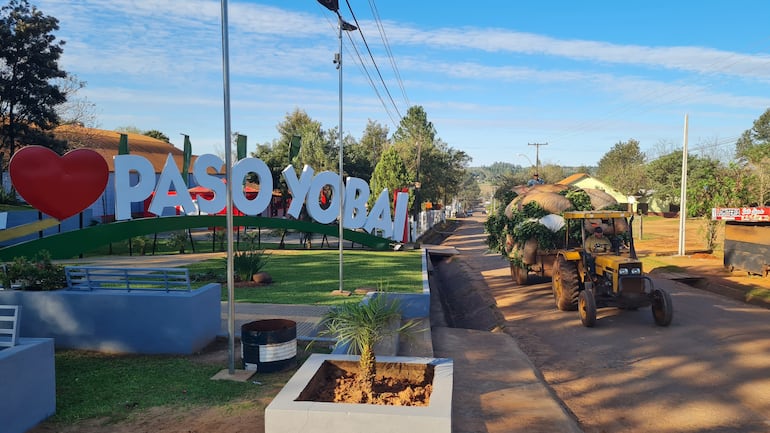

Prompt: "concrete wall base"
[0,338,56,433]
[0,283,220,354]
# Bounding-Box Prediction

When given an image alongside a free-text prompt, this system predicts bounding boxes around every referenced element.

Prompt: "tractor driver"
[585,226,612,254]
[584,226,612,278]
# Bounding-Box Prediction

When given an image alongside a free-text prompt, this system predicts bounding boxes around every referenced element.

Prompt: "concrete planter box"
[0,283,220,354]
[0,338,56,433]
[265,354,453,433]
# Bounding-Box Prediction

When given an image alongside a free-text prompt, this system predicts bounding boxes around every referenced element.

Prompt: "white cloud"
[29,0,770,167]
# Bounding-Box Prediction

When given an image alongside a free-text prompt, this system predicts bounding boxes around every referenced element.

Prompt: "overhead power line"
[344,30,400,126]
[316,2,403,129]
[367,0,410,108]
[344,0,403,121]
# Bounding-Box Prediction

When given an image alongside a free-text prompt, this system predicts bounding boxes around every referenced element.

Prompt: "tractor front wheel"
[651,288,673,326]
[578,289,597,327]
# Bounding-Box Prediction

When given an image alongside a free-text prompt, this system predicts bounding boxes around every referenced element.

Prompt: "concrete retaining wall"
[0,338,56,433]
[0,283,220,354]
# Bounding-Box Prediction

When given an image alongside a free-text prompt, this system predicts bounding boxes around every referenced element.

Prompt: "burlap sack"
[583,188,618,210]
[511,185,530,196]
[530,183,568,194]
[521,192,572,214]
[521,237,539,265]
[504,196,525,218]
[612,217,629,234]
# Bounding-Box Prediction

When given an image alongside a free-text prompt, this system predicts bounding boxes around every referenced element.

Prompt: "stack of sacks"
[503,184,618,263]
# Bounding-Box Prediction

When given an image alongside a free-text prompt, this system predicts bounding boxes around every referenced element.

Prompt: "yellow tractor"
[551,210,673,327]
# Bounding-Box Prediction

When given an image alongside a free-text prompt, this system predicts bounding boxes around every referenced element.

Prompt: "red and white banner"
[712,207,770,221]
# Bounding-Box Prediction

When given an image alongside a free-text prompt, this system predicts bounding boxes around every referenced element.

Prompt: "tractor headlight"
[619,268,629,275]
[631,267,641,275]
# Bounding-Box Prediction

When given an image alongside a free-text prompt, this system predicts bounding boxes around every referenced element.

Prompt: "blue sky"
[34,0,770,168]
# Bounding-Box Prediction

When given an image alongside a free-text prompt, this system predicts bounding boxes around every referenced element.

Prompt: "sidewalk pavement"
[426,217,583,433]
[219,302,331,342]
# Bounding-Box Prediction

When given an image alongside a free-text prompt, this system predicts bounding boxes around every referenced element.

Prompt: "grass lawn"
[188,249,425,305]
[48,347,301,425]
[39,247,424,426]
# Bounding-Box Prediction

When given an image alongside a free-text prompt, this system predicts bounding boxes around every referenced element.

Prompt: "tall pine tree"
[0,0,68,175]
[368,146,411,212]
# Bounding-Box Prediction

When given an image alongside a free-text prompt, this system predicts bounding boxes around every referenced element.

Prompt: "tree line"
[251,106,473,215]
[484,112,770,250]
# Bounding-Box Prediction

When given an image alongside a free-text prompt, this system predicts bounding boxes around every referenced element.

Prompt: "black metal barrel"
[241,319,297,372]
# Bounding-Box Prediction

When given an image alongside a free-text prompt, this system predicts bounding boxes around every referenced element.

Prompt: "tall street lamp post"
[219,0,236,374]
[414,140,421,241]
[318,0,357,293]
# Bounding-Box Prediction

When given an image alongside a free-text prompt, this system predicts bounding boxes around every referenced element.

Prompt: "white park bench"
[0,305,20,348]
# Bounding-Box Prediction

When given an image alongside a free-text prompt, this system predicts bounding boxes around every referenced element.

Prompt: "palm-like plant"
[320,294,416,401]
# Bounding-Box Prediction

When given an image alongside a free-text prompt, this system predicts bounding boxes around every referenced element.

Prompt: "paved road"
[445,216,770,433]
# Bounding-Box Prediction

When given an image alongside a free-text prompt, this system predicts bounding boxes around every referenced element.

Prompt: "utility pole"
[528,142,547,174]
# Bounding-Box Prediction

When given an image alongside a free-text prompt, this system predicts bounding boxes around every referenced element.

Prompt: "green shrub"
[166,231,190,253]
[0,188,19,205]
[5,250,66,290]
[126,236,151,255]
[208,229,226,251]
[231,249,270,282]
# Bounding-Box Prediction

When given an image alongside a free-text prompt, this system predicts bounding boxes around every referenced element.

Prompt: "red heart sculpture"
[10,146,109,221]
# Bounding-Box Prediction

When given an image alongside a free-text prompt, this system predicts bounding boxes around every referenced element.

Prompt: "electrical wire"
[344,0,403,121]
[316,3,400,129]
[367,0,410,108]
[345,29,400,126]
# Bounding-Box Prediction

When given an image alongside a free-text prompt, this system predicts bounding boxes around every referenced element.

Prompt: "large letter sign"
[114,155,156,220]
[343,177,370,229]
[282,165,314,219]
[305,171,340,224]
[149,155,196,216]
[192,153,226,214]
[232,158,273,215]
[111,154,409,241]
[9,148,413,243]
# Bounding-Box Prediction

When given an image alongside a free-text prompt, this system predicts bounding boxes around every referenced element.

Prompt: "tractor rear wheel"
[578,289,597,327]
[552,255,580,311]
[651,288,673,326]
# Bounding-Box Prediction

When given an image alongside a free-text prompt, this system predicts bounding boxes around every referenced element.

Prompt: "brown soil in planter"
[297,360,433,406]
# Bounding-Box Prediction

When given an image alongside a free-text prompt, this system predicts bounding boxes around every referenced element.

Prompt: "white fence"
[410,209,448,242]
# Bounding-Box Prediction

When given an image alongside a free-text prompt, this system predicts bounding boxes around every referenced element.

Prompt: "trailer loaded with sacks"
[485,183,623,285]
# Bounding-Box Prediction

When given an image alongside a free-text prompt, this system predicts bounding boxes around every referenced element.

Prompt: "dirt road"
[449,215,770,432]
